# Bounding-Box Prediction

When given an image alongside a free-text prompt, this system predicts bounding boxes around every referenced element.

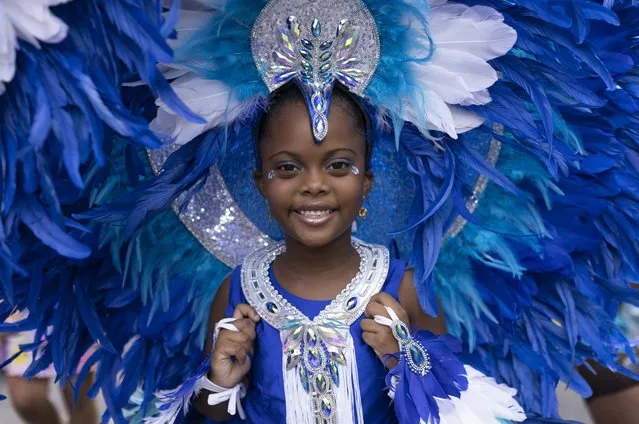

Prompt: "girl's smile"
[292,204,338,227]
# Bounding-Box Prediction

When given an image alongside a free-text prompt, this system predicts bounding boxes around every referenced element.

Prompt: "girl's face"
[255,99,372,248]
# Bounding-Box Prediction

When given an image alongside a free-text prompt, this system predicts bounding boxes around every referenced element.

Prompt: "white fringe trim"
[282,332,364,424]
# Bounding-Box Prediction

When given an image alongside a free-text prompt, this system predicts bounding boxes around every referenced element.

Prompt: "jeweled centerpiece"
[251,0,380,142]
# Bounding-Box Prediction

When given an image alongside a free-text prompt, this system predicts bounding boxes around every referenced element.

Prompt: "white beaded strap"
[202,317,247,418]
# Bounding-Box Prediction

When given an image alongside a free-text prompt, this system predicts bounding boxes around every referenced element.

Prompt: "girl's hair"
[255,82,373,170]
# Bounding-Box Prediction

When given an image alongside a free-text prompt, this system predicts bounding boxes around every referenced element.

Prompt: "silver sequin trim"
[147,147,275,267]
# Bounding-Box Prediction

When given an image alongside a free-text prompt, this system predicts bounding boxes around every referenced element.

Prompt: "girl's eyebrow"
[324,148,357,158]
[268,150,300,161]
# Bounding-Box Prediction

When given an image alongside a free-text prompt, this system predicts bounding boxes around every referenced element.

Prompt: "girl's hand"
[209,304,260,388]
[361,293,409,368]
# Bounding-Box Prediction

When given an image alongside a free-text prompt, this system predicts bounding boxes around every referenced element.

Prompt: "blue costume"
[219,258,405,423]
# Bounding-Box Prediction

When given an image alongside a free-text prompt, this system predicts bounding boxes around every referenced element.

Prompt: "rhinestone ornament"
[251,0,380,142]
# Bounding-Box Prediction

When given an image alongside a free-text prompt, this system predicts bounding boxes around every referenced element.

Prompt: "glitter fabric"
[148,146,276,268]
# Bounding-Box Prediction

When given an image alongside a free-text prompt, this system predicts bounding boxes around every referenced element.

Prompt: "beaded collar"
[241,240,389,422]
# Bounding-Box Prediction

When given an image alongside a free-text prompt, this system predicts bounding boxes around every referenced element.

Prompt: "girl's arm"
[192,277,236,421]
[398,268,447,334]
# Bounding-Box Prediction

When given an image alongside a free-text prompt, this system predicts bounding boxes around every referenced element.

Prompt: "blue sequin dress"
[204,258,405,423]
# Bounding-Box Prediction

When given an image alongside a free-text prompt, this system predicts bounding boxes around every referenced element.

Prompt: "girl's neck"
[273,230,360,298]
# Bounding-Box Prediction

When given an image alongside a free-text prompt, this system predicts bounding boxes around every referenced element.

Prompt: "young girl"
[164,83,525,423]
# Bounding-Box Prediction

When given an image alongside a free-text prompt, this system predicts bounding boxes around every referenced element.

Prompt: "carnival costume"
[2,0,639,423]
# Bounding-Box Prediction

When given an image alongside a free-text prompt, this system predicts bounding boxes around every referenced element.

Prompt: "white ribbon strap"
[373,305,401,328]
[203,317,246,418]
[198,374,247,419]
[213,317,239,344]
[374,305,412,345]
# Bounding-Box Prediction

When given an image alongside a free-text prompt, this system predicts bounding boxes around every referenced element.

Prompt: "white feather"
[0,4,17,85]
[433,365,526,424]
[430,4,517,61]
[0,0,71,94]
[449,106,485,134]
[404,88,458,139]
[403,2,515,138]
[3,0,70,47]
[151,74,260,145]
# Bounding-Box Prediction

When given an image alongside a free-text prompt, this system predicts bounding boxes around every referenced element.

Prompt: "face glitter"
[351,165,360,176]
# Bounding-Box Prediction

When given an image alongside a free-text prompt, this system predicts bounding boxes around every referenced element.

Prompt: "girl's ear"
[363,169,374,197]
[253,170,267,198]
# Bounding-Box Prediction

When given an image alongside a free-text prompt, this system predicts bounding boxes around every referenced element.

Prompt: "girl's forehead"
[261,101,366,157]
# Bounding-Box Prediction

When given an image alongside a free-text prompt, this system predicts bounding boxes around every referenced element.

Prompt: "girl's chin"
[286,223,353,248]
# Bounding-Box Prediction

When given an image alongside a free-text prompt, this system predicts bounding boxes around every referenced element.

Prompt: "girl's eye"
[327,160,352,172]
[278,164,298,172]
[273,163,301,177]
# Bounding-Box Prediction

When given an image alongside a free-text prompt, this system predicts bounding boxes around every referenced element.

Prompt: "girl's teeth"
[300,210,331,217]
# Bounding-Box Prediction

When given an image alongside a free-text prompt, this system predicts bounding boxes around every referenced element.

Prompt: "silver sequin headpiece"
[251,0,380,142]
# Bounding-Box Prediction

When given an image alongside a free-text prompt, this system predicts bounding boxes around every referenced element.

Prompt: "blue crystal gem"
[395,323,409,340]
[312,94,325,111]
[329,361,339,385]
[266,301,279,314]
[315,374,328,393]
[311,19,321,38]
[321,397,333,417]
[319,62,331,72]
[319,51,332,62]
[306,328,318,347]
[313,116,327,137]
[299,48,312,60]
[320,40,333,50]
[300,39,314,50]
[335,71,359,87]
[301,60,313,72]
[346,297,358,311]
[409,344,426,366]
[272,71,296,84]
[300,71,313,82]
[308,348,322,368]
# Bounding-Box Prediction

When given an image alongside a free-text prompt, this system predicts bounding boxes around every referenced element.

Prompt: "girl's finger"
[370,293,403,311]
[221,340,249,363]
[360,318,385,334]
[370,293,408,323]
[233,304,261,322]
[224,330,251,345]
[364,301,387,319]
[230,318,257,340]
[361,331,380,348]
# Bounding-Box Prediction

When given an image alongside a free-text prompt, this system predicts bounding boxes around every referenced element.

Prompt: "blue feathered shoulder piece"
[0,1,228,423]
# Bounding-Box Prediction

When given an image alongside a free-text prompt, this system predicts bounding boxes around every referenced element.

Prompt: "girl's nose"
[300,167,329,195]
